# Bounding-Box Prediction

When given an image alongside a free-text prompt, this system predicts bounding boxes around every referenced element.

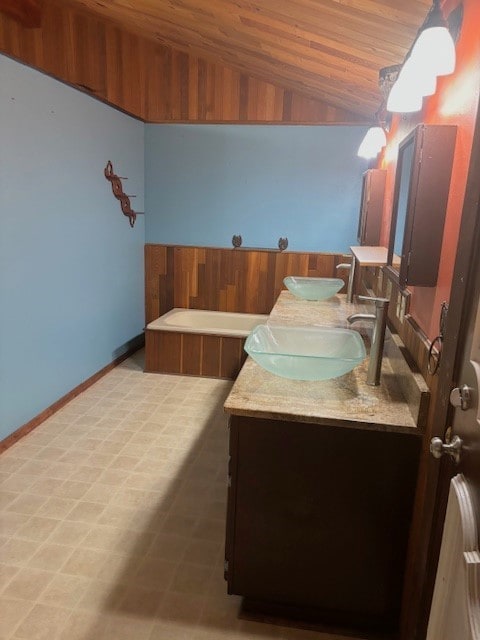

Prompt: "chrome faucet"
[347,295,389,386]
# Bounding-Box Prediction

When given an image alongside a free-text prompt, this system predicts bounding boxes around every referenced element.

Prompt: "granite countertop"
[224,291,429,435]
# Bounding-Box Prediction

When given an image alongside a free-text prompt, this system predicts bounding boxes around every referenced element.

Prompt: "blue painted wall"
[145,124,369,252]
[0,55,145,440]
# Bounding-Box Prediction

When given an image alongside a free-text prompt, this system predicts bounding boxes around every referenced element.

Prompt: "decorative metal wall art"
[104,161,143,227]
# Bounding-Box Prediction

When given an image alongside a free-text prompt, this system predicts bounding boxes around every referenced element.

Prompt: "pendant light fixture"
[357,126,387,159]
[386,0,456,113]
[409,0,456,77]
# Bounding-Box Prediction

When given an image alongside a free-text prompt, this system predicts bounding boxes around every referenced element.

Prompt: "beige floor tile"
[36,496,78,520]
[61,547,106,578]
[192,517,225,543]
[16,516,61,542]
[27,476,63,496]
[157,592,207,624]
[96,504,138,529]
[149,620,197,640]
[161,514,198,537]
[33,446,69,462]
[101,613,155,640]
[69,466,104,483]
[39,573,90,608]
[132,556,178,590]
[65,501,106,523]
[182,539,222,566]
[0,598,35,637]
[80,524,124,551]
[49,523,91,551]
[1,567,54,601]
[0,562,20,587]
[108,455,140,472]
[6,493,48,515]
[11,460,51,477]
[12,603,70,640]
[94,552,137,585]
[1,537,41,565]
[199,593,243,628]
[1,474,37,493]
[146,533,190,560]
[41,462,76,480]
[29,542,74,571]
[170,563,214,595]
[85,452,114,468]
[110,528,156,557]
[0,512,31,537]
[53,480,90,500]
[57,611,110,640]
[116,584,165,617]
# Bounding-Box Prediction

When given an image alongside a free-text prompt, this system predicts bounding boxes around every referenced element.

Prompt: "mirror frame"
[385,127,417,286]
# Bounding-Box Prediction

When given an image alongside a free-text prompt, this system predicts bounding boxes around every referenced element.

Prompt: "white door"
[426,239,480,640]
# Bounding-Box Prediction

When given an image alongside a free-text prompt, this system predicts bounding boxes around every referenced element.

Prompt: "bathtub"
[145,308,269,379]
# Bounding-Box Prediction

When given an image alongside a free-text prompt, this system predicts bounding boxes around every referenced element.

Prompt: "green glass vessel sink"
[244,324,366,380]
[283,276,344,300]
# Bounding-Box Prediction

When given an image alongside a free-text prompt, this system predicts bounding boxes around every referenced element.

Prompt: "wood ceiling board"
[29,0,433,118]
[0,0,43,27]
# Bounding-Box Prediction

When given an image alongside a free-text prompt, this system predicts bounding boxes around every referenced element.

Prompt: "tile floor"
[1,350,362,640]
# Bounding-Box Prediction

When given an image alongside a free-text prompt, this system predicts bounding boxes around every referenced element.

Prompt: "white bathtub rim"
[146,308,269,338]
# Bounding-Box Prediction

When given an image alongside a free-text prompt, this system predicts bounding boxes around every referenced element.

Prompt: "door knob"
[430,435,463,464]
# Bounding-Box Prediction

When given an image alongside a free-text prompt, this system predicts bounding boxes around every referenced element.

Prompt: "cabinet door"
[389,125,457,288]
[358,169,386,246]
[225,415,420,632]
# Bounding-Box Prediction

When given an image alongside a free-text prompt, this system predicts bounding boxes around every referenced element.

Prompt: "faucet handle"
[357,295,390,307]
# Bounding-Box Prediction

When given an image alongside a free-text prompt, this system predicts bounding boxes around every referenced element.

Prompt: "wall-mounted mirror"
[357,169,386,246]
[386,124,457,288]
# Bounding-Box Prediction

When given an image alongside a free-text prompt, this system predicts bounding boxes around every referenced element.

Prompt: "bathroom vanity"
[223,292,429,633]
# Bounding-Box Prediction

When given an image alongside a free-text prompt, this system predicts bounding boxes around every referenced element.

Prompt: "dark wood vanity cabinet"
[225,415,420,633]
[357,169,386,246]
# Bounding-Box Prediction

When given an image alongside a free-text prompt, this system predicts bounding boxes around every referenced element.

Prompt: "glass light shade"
[409,26,456,77]
[400,56,437,97]
[357,127,387,159]
[386,77,423,113]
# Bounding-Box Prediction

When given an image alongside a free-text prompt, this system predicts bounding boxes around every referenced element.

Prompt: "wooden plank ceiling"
[64,0,431,118]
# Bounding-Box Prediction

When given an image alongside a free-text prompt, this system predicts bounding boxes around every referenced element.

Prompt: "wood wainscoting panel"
[144,244,350,324]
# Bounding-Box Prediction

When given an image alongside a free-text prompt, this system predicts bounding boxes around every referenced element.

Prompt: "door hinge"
[224,560,229,573]
[227,475,232,487]
[449,384,471,411]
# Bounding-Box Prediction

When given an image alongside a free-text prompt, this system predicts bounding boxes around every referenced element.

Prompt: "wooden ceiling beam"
[0,0,43,27]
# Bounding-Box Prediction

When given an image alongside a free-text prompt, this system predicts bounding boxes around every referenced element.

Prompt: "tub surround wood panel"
[144,244,350,323]
[0,2,365,124]
[144,329,246,379]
